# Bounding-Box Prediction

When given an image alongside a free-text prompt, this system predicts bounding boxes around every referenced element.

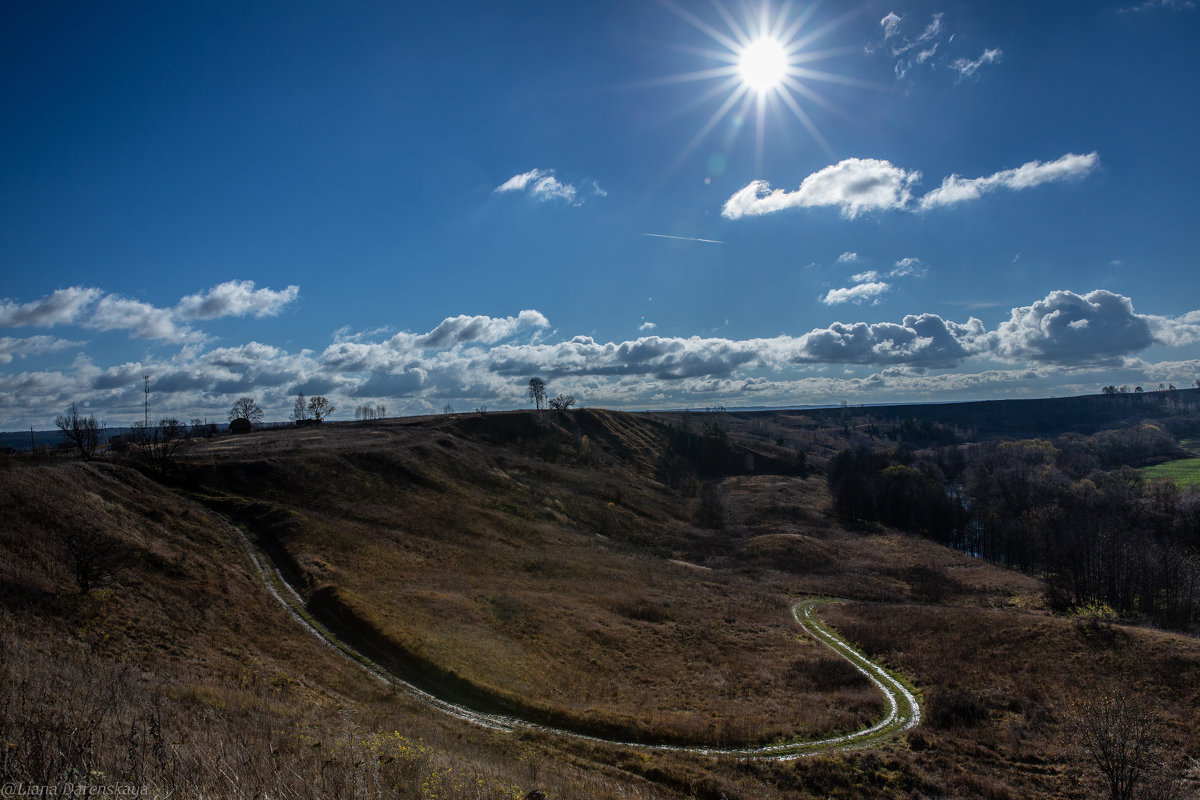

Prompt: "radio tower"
[144,375,150,426]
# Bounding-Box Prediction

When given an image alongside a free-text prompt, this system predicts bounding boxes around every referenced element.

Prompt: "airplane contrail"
[643,233,726,244]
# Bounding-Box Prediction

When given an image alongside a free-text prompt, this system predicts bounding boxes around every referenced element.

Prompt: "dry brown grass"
[4,409,1199,799]
[177,412,883,747]
[0,459,673,799]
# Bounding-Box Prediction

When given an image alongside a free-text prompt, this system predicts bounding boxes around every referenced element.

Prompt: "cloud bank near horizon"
[2,284,1198,427]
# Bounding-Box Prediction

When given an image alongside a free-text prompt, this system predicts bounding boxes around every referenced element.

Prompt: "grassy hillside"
[3,407,1199,799]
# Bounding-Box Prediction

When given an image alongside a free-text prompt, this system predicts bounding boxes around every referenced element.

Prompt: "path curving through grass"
[238,524,919,759]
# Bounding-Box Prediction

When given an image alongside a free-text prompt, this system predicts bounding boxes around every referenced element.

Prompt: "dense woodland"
[829,420,1200,630]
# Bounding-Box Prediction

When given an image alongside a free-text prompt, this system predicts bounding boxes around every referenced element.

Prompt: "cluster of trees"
[830,424,1200,629]
[353,402,387,421]
[284,393,334,426]
[527,377,575,412]
[665,418,743,477]
[54,404,201,470]
[828,447,965,540]
[1102,380,1200,395]
[53,394,338,462]
[962,435,1199,628]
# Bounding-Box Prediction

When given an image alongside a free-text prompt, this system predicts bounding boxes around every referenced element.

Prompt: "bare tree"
[129,418,186,472]
[290,393,309,423]
[55,403,99,460]
[307,395,334,423]
[548,393,575,412]
[58,527,135,593]
[229,397,264,425]
[528,377,546,411]
[1068,689,1174,800]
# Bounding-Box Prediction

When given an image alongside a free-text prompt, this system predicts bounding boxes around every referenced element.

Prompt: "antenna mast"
[144,375,150,426]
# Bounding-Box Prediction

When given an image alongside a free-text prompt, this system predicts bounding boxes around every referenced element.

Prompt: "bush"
[927,687,989,729]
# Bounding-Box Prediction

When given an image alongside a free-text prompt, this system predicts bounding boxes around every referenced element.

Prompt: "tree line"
[829,423,1200,630]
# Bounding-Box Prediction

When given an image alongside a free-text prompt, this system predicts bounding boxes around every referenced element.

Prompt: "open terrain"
[3,399,1199,798]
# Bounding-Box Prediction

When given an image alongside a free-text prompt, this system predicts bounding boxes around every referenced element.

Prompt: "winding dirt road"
[238,527,920,760]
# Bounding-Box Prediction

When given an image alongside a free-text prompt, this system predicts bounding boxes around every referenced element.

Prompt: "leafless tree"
[129,418,187,472]
[55,403,99,460]
[229,397,264,425]
[528,377,546,411]
[1068,689,1188,800]
[57,526,135,593]
[290,393,309,423]
[307,395,334,423]
[548,393,575,412]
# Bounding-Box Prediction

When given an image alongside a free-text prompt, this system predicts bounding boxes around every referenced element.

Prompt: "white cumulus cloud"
[794,313,990,367]
[722,158,921,219]
[0,281,302,344]
[993,289,1158,365]
[821,282,890,305]
[725,153,1099,219]
[177,280,299,320]
[0,287,103,328]
[414,310,549,349]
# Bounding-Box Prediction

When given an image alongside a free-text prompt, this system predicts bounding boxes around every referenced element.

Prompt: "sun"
[739,37,788,93]
[651,1,871,169]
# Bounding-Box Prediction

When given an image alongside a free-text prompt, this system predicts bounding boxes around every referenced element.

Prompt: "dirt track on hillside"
[237,522,920,759]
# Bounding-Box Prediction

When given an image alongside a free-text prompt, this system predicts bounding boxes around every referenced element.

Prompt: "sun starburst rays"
[657,0,856,170]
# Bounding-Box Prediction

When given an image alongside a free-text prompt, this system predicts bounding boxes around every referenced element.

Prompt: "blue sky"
[2,0,1199,428]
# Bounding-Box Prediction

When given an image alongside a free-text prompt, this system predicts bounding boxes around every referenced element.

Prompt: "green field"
[1142,457,1200,487]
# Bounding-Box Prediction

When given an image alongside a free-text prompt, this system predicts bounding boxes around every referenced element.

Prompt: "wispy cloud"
[919,152,1098,209]
[0,335,82,364]
[890,257,928,278]
[643,233,726,244]
[495,168,583,205]
[723,152,1099,219]
[836,251,859,263]
[880,11,902,38]
[821,282,890,305]
[1119,0,1195,12]
[951,48,1003,79]
[872,11,1002,82]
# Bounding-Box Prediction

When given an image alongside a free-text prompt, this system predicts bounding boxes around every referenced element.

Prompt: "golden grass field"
[2,408,1198,799]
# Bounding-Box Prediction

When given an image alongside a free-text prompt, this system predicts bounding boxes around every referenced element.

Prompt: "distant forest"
[828,398,1200,630]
